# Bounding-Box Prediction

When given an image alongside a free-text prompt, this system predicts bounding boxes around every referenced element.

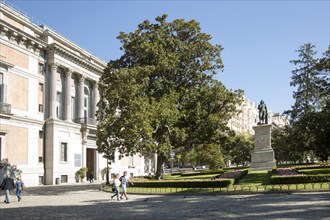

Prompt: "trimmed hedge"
[270,174,330,184]
[276,163,330,169]
[296,165,330,170]
[132,179,233,188]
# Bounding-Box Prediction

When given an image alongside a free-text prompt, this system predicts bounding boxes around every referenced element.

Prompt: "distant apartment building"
[271,112,289,127]
[228,97,289,135]
[227,97,258,135]
[0,1,156,186]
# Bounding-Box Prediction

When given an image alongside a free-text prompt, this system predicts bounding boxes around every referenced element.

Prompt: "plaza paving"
[0,182,329,220]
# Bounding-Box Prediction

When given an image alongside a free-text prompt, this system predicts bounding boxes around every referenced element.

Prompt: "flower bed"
[131,179,233,188]
[276,168,302,176]
[215,169,248,184]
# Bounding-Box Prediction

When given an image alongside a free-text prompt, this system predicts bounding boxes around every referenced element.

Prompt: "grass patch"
[236,171,272,186]
[298,168,330,175]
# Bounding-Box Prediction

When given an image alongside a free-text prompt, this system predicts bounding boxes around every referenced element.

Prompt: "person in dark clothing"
[1,175,16,204]
[89,171,94,183]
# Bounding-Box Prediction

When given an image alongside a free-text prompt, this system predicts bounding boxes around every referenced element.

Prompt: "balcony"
[0,102,11,114]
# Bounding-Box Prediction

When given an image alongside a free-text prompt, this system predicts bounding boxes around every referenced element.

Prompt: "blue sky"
[5,0,330,113]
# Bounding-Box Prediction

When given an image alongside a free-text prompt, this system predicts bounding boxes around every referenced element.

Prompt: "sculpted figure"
[258,100,268,125]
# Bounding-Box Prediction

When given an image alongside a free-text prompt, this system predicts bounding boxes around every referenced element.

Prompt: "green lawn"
[101,168,330,194]
[236,171,272,186]
[298,168,330,175]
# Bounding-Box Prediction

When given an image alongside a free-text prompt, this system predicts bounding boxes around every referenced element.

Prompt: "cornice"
[47,43,104,76]
[0,19,47,55]
[2,114,45,126]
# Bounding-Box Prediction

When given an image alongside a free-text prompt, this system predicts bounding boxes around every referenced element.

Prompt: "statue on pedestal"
[257,100,268,125]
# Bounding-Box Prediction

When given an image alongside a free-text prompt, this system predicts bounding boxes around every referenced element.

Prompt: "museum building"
[0,1,156,186]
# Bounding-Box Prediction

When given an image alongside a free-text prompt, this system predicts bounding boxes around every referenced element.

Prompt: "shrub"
[77,167,88,179]
[270,174,330,184]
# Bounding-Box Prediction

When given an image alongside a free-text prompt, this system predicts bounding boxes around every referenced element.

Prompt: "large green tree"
[285,43,330,161]
[222,132,253,167]
[96,15,242,178]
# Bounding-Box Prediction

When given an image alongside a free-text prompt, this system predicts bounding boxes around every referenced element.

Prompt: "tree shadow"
[1,193,329,219]
[0,159,22,182]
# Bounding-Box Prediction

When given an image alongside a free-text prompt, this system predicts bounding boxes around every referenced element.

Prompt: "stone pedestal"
[250,124,276,171]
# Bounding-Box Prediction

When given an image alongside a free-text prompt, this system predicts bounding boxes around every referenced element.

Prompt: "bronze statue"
[258,100,268,125]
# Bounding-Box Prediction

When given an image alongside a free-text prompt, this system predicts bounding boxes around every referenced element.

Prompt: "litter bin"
[55,177,60,185]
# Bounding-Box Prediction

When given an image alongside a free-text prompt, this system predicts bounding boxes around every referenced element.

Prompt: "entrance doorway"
[86,148,95,180]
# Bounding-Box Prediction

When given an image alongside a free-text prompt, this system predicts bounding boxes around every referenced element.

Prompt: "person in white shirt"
[120,171,134,200]
[111,175,121,201]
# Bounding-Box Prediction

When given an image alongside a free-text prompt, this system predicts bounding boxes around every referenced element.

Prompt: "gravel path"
[1,183,329,219]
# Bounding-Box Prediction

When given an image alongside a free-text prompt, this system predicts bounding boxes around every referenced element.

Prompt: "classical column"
[64,69,73,122]
[92,82,99,121]
[77,74,85,121]
[48,62,58,119]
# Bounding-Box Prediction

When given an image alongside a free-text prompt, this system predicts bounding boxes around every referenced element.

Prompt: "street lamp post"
[106,159,110,185]
[170,151,175,173]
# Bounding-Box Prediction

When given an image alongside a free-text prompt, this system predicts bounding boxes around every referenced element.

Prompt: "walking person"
[89,171,94,183]
[110,175,121,201]
[119,171,134,200]
[15,176,24,202]
[0,175,15,204]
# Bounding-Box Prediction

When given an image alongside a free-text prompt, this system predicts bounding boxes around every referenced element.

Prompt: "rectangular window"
[56,92,62,119]
[74,154,81,167]
[38,83,44,113]
[71,97,75,120]
[38,131,43,163]
[39,176,44,185]
[0,74,7,103]
[61,175,68,183]
[38,104,43,112]
[60,142,67,162]
[38,63,44,74]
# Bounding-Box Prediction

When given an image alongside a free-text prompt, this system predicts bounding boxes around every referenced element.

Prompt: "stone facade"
[0,2,155,186]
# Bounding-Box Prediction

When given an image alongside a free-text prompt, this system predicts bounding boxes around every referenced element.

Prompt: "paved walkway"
[0,183,329,219]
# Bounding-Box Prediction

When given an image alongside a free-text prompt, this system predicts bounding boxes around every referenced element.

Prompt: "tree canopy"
[281,43,330,162]
[96,14,243,178]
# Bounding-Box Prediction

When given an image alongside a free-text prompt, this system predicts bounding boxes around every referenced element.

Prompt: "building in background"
[227,97,258,135]
[0,1,155,186]
[228,97,289,135]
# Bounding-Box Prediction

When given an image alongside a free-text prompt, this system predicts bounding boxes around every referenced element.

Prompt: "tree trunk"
[155,153,166,180]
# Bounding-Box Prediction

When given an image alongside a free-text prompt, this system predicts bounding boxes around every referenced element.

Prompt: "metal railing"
[124,182,330,195]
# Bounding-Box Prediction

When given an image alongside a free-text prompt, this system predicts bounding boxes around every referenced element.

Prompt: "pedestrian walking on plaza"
[15,176,25,202]
[120,171,134,200]
[110,175,121,201]
[89,171,94,183]
[0,175,16,204]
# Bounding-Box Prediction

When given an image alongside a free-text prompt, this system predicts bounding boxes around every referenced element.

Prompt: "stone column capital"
[77,74,86,83]
[49,62,58,71]
[64,68,73,77]
[92,81,99,89]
